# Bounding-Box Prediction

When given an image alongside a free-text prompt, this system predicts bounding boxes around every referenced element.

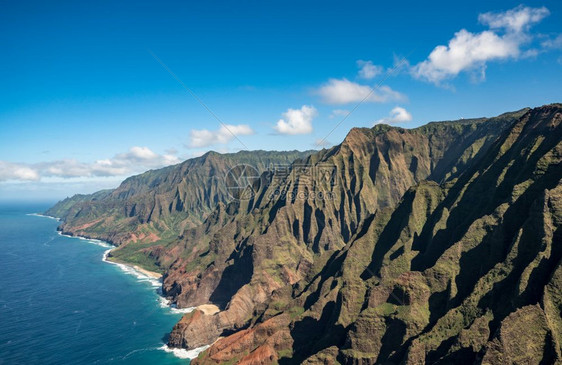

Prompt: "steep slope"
[47,107,542,363]
[191,104,562,364]
[46,150,313,271]
[163,111,524,351]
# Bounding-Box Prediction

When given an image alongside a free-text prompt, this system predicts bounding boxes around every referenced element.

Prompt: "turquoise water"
[0,203,191,364]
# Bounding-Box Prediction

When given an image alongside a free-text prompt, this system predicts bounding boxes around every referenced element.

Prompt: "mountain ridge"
[46,105,562,364]
[190,104,562,364]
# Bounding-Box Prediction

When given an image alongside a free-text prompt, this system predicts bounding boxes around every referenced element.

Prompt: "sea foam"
[57,231,113,248]
[27,213,61,221]
[23,211,205,362]
[35,214,171,296]
[159,344,210,359]
[102,250,162,288]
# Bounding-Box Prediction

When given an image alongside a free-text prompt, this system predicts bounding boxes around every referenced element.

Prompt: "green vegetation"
[48,105,562,364]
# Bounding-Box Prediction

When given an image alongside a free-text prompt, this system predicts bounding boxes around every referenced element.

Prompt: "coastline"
[35,212,163,284]
[33,212,215,361]
[104,254,163,280]
[133,265,162,279]
[27,213,61,221]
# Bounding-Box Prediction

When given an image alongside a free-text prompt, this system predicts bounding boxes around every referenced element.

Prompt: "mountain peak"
[45,104,562,364]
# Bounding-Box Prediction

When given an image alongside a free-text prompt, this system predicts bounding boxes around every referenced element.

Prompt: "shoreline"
[35,213,163,280]
[33,212,215,360]
[132,264,163,279]
[27,213,61,221]
[104,254,163,280]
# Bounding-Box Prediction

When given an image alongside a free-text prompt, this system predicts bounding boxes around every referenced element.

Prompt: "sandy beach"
[132,265,163,279]
[197,304,220,315]
[100,246,163,280]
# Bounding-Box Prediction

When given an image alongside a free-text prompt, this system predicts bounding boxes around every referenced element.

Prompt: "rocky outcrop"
[189,105,562,364]
[46,105,562,364]
[46,150,314,269]
[164,110,525,356]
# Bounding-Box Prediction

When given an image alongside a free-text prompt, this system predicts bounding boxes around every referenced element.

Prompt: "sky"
[1,0,562,201]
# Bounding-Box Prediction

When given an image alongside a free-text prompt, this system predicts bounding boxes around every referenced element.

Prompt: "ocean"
[0,203,200,364]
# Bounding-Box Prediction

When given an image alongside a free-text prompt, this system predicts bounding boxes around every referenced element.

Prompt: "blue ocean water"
[0,203,192,364]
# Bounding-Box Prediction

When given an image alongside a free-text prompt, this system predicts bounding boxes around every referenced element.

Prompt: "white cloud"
[317,78,405,104]
[314,138,332,148]
[541,34,562,50]
[412,5,550,85]
[188,124,254,148]
[274,105,317,135]
[329,109,350,119]
[357,60,383,79]
[0,146,182,182]
[375,107,413,125]
[0,178,124,202]
[0,161,40,181]
[478,5,549,33]
[412,30,519,83]
[125,146,158,161]
[389,54,411,75]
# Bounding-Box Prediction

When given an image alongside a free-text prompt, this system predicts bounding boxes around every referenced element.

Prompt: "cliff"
[192,104,562,364]
[46,149,314,271]
[47,105,562,364]
[163,108,524,350]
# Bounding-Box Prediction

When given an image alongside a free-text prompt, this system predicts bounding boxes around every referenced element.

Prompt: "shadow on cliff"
[280,301,346,364]
[209,245,254,309]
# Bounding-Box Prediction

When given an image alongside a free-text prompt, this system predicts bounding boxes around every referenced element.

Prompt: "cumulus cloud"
[0,146,181,182]
[375,107,413,125]
[188,124,254,148]
[412,5,550,85]
[318,78,405,104]
[357,60,383,79]
[274,105,317,135]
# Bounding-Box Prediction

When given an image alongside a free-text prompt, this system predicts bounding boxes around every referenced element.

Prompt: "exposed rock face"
[162,110,524,354]
[167,309,225,350]
[46,150,313,270]
[191,105,562,364]
[481,305,554,364]
[47,105,562,364]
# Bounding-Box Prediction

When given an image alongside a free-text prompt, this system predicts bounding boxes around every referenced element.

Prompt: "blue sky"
[1,0,562,200]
